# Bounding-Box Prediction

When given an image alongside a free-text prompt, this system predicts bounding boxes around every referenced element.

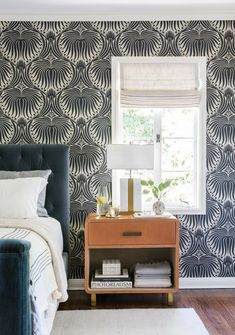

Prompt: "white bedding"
[0,217,68,334]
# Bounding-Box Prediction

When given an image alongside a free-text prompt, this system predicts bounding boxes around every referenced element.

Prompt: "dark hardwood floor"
[59,289,235,335]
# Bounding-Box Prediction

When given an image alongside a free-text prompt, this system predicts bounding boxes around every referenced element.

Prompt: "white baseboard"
[179,277,235,289]
[68,277,235,291]
[68,279,85,290]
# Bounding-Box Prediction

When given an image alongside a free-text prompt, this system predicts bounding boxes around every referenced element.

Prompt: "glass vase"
[96,185,109,216]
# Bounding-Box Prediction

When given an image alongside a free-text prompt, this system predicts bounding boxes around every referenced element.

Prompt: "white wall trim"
[68,279,85,291]
[1,2,235,21]
[180,277,235,289]
[1,13,235,21]
[68,277,235,291]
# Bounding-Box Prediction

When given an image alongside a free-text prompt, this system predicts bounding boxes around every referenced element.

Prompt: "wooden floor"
[59,289,235,335]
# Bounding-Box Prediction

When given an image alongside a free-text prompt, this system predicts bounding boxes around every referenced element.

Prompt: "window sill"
[169,208,206,215]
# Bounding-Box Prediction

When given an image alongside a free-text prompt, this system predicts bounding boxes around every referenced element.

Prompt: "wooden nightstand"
[85,213,180,307]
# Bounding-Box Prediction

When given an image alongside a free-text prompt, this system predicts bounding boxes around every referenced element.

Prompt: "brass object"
[119,211,134,215]
[91,293,96,307]
[128,178,134,214]
[167,293,173,306]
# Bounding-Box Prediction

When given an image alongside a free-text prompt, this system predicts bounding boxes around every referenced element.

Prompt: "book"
[92,276,131,282]
[95,268,129,279]
[91,279,133,289]
[134,278,172,288]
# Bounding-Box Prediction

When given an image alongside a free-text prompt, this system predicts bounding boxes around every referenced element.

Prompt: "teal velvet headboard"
[0,144,70,335]
[0,144,70,252]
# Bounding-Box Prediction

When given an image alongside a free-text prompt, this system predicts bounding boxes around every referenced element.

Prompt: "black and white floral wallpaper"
[0,21,235,278]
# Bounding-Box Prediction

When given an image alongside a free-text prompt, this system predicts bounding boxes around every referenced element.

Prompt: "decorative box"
[102,259,121,275]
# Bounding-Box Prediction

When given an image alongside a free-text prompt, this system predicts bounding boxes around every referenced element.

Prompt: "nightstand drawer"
[88,221,176,246]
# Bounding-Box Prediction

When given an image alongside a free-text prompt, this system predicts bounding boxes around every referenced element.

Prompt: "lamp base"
[120,178,141,213]
[128,177,134,214]
[120,211,134,215]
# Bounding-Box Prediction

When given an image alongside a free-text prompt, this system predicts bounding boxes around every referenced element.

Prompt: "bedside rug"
[51,308,209,335]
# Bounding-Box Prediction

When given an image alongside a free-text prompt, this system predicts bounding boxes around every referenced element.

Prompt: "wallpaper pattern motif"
[0,21,235,278]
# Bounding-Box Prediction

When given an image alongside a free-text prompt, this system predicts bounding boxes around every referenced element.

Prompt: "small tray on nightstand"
[133,212,173,218]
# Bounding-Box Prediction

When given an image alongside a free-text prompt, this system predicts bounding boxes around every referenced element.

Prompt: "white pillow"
[0,177,47,219]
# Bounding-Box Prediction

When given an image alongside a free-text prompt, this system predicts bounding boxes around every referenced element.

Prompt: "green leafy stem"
[141,177,186,201]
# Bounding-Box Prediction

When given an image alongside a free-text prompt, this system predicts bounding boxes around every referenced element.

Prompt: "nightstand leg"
[167,293,173,306]
[91,293,96,307]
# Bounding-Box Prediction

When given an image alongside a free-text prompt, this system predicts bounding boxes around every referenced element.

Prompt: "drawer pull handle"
[122,231,142,237]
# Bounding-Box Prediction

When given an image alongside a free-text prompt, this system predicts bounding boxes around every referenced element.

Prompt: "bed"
[0,144,70,335]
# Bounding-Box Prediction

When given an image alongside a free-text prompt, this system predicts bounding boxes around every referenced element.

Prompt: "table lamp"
[107,144,154,214]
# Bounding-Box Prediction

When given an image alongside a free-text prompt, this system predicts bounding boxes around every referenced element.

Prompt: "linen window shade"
[120,63,200,108]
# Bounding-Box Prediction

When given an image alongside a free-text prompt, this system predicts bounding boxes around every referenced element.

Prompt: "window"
[111,57,207,214]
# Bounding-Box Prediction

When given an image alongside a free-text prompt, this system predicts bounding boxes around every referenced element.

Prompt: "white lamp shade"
[107,144,154,170]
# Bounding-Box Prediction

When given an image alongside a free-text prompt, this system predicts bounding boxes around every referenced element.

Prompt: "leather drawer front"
[88,222,176,246]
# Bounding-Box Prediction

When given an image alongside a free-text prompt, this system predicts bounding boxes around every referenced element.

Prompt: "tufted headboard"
[0,144,70,253]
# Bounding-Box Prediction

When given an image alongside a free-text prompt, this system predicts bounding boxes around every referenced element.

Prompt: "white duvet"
[0,217,68,332]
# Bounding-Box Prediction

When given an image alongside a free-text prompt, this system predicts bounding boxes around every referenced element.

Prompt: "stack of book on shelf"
[134,261,172,288]
[91,259,132,289]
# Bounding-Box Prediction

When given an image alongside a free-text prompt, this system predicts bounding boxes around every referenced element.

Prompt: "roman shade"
[120,63,200,108]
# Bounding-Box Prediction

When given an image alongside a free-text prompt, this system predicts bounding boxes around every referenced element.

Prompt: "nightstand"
[85,213,180,307]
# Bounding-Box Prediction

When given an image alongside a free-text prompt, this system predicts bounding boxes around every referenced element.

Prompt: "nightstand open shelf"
[85,214,180,307]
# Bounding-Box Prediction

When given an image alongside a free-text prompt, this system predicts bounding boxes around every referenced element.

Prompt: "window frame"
[111,56,207,215]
